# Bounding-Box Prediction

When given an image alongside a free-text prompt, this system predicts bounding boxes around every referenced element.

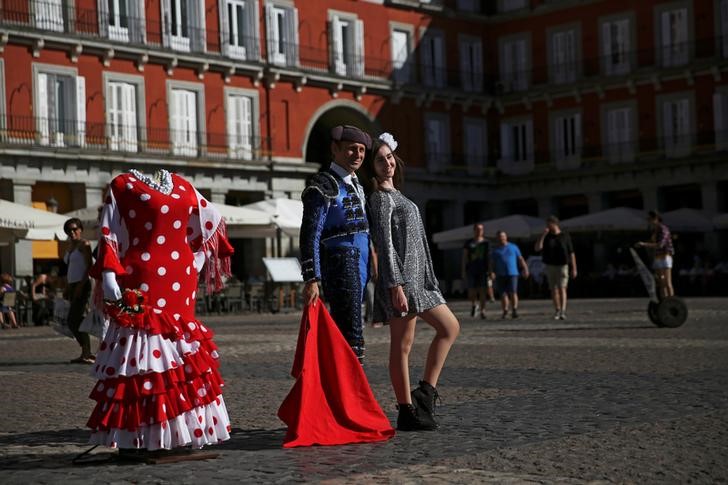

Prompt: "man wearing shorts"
[535,216,577,320]
[489,231,529,319]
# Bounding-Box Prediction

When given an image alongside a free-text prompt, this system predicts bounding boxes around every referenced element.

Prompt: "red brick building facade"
[1,0,727,278]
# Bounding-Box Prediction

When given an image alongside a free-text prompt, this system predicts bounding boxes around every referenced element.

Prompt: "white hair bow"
[378,132,398,152]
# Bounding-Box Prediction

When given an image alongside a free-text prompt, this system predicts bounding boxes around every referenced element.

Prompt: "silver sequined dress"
[368,188,445,324]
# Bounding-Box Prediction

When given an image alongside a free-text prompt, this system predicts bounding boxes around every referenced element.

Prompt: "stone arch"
[302,100,380,165]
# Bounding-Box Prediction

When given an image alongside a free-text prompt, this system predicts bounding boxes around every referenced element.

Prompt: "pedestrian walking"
[361,132,460,432]
[462,223,490,319]
[0,273,19,329]
[63,218,94,363]
[535,215,577,320]
[489,231,529,319]
[299,124,372,362]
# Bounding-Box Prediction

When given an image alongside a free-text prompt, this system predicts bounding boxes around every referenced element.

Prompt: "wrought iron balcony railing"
[0,115,272,162]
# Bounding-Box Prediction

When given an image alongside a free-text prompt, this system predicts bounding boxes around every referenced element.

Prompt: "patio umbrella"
[661,208,715,232]
[432,214,544,250]
[241,198,303,238]
[0,199,68,241]
[713,213,728,229]
[214,203,275,238]
[560,207,647,232]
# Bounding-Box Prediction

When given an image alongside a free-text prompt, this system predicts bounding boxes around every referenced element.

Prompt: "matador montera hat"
[330,125,372,150]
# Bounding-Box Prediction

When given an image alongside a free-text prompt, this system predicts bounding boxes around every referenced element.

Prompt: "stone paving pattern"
[0,297,726,483]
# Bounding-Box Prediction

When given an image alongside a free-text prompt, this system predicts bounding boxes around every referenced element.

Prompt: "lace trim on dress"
[129,169,173,195]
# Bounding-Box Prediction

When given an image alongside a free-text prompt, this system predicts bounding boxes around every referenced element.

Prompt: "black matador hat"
[330,125,372,150]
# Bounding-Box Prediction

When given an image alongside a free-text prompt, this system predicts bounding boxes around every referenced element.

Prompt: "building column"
[537,196,555,219]
[12,181,34,277]
[85,185,105,209]
[210,190,227,205]
[701,182,720,257]
[641,186,659,212]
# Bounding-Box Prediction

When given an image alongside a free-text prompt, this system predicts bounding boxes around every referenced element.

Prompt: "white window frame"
[657,92,695,158]
[498,33,530,93]
[162,0,206,53]
[714,86,728,150]
[601,101,637,164]
[34,0,65,32]
[265,1,299,67]
[225,87,260,160]
[103,72,146,152]
[390,23,414,85]
[167,81,205,157]
[424,112,450,172]
[550,109,582,169]
[600,13,634,76]
[655,2,692,67]
[220,0,260,60]
[463,117,487,175]
[32,63,85,148]
[459,34,483,92]
[328,10,365,79]
[419,27,446,89]
[498,117,534,175]
[548,24,580,84]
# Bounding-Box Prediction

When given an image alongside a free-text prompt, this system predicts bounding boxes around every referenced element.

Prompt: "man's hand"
[390,286,408,315]
[303,281,320,306]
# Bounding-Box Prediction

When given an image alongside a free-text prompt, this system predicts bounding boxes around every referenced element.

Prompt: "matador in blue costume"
[300,125,372,361]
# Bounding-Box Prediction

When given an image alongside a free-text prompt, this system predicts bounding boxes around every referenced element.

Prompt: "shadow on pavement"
[219,427,287,451]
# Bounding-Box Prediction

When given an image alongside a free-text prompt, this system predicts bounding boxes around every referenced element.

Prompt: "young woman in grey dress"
[361,133,460,431]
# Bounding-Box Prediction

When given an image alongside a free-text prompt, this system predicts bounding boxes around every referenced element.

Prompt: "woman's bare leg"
[389,315,418,404]
[418,305,460,388]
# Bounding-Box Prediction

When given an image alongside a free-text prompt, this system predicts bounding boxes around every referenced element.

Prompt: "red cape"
[277,302,395,447]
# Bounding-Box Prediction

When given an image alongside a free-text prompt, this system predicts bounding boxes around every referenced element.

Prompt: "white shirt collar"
[329,162,354,185]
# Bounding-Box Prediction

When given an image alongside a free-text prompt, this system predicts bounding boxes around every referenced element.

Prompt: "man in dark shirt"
[462,223,490,319]
[535,215,577,320]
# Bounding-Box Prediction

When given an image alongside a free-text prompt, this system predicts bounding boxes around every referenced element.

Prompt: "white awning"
[432,214,545,249]
[0,199,68,241]
[560,207,646,232]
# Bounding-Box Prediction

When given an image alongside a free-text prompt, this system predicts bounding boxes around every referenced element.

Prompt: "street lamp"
[46,196,59,213]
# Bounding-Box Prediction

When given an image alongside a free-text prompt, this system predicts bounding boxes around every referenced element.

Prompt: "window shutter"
[661,11,671,65]
[554,115,564,159]
[191,0,206,52]
[226,93,236,156]
[525,120,534,161]
[124,83,138,151]
[161,0,171,47]
[286,7,299,66]
[459,38,471,91]
[500,122,511,162]
[330,17,344,75]
[98,0,109,38]
[715,93,725,138]
[722,0,728,58]
[37,72,49,145]
[354,19,365,78]
[188,91,197,151]
[76,76,86,147]
[246,0,260,60]
[663,101,674,150]
[678,98,689,139]
[601,22,611,74]
[219,0,229,56]
[433,34,444,87]
[574,113,582,155]
[241,96,252,157]
[128,0,145,43]
[516,39,526,89]
[473,40,483,91]
[421,34,434,86]
[265,3,275,62]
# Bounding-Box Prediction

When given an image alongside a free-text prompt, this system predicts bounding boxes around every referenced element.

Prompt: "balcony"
[0,115,272,164]
[1,2,725,100]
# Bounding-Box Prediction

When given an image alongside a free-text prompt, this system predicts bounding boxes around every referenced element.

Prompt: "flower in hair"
[378,132,398,152]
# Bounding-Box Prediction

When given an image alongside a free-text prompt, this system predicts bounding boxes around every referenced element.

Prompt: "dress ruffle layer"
[89,398,231,450]
[87,306,226,448]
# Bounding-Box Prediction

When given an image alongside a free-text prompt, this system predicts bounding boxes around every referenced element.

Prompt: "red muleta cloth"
[277,302,395,447]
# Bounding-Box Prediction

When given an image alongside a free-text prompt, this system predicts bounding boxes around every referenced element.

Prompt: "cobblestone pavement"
[0,297,726,484]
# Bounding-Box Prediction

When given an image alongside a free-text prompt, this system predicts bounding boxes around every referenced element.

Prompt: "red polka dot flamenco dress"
[87,169,234,450]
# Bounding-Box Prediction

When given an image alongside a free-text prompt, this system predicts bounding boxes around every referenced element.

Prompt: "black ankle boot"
[396,403,437,431]
[411,380,439,428]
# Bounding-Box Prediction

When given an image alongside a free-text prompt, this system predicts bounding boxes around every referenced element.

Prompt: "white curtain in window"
[721,0,728,58]
[353,19,365,78]
[36,0,64,32]
[330,16,346,75]
[714,92,728,150]
[464,119,486,173]
[552,30,576,83]
[607,107,633,162]
[172,89,197,156]
[108,82,137,151]
[554,113,580,160]
[602,19,629,75]
[661,8,688,66]
[391,29,410,83]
